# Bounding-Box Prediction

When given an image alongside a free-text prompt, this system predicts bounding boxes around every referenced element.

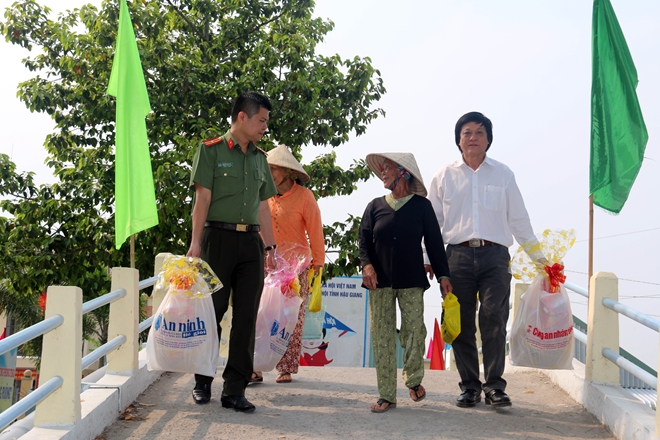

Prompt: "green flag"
[107,0,158,249]
[590,0,648,214]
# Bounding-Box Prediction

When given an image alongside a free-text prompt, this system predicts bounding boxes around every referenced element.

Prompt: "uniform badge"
[227,138,235,150]
[202,137,223,147]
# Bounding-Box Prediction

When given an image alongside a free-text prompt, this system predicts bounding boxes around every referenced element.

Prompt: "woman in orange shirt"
[252,145,325,384]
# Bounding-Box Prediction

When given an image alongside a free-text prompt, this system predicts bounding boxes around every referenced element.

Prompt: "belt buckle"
[468,238,482,247]
[236,224,248,232]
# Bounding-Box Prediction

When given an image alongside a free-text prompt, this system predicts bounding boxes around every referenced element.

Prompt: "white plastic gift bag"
[509,276,575,369]
[509,229,576,370]
[146,255,222,377]
[253,243,311,372]
[253,285,303,371]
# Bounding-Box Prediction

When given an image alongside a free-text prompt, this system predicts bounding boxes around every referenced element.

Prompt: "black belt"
[456,239,494,247]
[204,221,260,232]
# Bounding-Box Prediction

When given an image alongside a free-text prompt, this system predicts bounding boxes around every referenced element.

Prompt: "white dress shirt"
[427,155,541,258]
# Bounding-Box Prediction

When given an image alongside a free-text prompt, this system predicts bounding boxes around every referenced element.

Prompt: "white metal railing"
[564,278,659,392]
[602,297,660,332]
[82,288,127,314]
[0,316,64,358]
[0,377,62,430]
[531,272,660,435]
[603,348,658,389]
[0,263,162,432]
[564,281,588,298]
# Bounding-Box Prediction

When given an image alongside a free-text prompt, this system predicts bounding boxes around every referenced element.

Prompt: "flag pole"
[130,234,135,268]
[588,195,594,302]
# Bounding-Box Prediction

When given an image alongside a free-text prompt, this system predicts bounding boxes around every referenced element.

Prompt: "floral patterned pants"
[370,286,426,403]
[276,270,310,375]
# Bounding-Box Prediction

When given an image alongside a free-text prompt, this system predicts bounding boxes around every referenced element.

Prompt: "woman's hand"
[424,264,435,280]
[362,264,378,290]
[440,278,453,299]
[265,249,277,271]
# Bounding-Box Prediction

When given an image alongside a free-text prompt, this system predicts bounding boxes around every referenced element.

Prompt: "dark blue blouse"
[358,194,450,290]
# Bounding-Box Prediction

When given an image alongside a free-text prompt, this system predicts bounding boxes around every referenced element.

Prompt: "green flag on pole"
[107,0,158,249]
[590,0,648,214]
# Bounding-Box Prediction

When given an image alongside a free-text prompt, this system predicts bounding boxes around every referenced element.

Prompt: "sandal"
[250,371,263,383]
[370,398,396,413]
[276,373,292,383]
[409,384,426,402]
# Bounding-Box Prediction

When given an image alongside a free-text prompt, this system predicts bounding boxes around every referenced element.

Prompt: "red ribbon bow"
[544,263,566,293]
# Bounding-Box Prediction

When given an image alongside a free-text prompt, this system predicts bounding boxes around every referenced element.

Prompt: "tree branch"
[223,11,286,49]
[163,0,204,40]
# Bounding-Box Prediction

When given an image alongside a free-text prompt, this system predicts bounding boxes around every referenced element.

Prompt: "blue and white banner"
[301,276,369,367]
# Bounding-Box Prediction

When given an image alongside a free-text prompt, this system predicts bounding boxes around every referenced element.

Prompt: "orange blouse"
[268,182,325,266]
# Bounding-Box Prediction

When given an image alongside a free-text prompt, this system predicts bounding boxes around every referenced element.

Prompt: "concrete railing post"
[152,253,172,314]
[585,271,619,385]
[106,268,139,375]
[34,286,82,427]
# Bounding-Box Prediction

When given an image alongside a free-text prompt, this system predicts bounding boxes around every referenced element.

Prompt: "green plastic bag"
[441,292,461,345]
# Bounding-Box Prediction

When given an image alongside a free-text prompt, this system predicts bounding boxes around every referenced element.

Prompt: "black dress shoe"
[192,383,211,404]
[221,394,256,412]
[485,389,512,407]
[456,389,481,408]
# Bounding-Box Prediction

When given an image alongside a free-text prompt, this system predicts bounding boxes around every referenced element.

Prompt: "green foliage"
[0,0,383,351]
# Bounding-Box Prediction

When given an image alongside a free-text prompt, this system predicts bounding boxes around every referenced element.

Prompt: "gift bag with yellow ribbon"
[146,255,222,377]
[254,244,310,371]
[510,229,576,370]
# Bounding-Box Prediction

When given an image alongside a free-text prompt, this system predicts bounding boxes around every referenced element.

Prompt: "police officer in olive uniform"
[187,92,278,412]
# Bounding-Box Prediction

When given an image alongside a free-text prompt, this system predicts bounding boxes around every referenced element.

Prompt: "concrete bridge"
[100,367,615,440]
[0,256,657,440]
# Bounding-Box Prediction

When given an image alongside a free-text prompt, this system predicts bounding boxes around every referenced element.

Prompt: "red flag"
[430,318,445,370]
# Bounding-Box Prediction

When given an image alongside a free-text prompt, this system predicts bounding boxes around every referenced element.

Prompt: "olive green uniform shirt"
[190,130,276,224]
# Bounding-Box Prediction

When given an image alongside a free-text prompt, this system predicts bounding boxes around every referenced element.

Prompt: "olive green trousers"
[369,286,426,403]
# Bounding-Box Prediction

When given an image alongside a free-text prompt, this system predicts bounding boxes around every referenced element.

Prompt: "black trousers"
[446,244,512,394]
[194,227,264,396]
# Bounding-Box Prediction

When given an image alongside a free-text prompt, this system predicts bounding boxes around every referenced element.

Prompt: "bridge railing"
[3,261,658,436]
[515,271,659,436]
[0,259,164,432]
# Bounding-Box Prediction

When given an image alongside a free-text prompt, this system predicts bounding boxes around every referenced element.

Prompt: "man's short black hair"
[454,111,493,152]
[231,92,272,123]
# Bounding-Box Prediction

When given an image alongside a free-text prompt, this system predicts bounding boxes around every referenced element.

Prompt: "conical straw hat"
[365,152,427,197]
[266,145,310,183]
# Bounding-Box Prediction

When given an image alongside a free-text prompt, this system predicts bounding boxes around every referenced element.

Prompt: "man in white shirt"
[425,111,544,409]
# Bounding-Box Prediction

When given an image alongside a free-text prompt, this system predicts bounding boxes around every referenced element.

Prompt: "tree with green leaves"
[0,0,384,348]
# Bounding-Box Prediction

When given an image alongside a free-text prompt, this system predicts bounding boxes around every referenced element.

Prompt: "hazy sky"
[1,0,659,367]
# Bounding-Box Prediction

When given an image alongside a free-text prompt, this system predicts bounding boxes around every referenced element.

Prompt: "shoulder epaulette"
[256,146,268,156]
[202,137,223,147]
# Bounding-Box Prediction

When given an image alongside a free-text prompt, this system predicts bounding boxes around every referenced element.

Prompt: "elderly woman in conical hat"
[358,152,453,413]
[251,145,325,384]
